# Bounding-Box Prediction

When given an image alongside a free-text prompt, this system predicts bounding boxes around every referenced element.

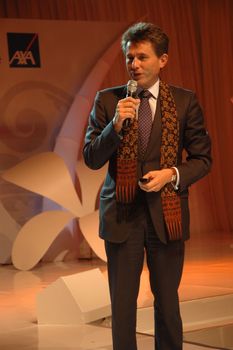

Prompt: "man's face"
[125,40,168,89]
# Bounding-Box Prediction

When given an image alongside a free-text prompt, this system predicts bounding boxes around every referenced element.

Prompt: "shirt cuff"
[171,167,180,190]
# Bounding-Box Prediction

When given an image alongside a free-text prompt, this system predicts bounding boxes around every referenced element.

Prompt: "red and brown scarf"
[116,80,182,241]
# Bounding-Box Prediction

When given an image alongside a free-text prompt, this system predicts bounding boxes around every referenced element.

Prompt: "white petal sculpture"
[2,152,84,217]
[12,210,74,271]
[79,211,106,262]
[2,152,107,270]
[0,201,21,264]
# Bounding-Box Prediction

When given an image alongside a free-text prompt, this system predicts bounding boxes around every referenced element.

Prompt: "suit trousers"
[105,197,185,350]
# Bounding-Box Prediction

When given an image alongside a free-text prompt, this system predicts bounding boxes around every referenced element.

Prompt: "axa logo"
[7,33,41,68]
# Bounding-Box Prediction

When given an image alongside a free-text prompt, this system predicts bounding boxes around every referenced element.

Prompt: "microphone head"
[127,80,138,96]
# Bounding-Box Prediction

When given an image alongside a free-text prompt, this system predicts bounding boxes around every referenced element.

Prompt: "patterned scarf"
[116,80,182,240]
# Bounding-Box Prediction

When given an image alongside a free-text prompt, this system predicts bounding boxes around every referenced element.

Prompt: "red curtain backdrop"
[1,0,233,241]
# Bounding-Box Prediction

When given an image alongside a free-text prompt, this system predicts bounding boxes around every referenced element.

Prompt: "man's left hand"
[139,169,173,192]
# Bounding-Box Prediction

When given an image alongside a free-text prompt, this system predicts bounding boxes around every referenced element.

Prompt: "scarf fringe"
[161,193,182,241]
[116,184,137,203]
[116,158,137,204]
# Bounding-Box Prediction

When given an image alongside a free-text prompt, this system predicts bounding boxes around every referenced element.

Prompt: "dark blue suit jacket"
[83,84,212,243]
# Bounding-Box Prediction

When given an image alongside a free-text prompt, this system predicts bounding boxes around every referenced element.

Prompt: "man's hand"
[113,97,140,133]
[139,169,174,192]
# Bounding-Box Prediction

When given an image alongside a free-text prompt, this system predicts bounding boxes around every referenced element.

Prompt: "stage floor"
[0,236,233,350]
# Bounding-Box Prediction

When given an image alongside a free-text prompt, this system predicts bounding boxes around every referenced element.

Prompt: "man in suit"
[83,22,211,350]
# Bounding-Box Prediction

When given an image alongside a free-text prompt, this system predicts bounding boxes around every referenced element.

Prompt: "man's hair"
[121,22,169,57]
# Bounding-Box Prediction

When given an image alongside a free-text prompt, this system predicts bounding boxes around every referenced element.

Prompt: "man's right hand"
[113,97,140,133]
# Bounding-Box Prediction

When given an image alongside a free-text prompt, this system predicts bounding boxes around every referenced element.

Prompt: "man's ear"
[159,54,168,68]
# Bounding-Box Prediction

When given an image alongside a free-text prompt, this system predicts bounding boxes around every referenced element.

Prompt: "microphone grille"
[127,80,137,94]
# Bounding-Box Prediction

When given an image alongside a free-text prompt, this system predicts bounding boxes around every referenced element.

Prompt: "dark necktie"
[138,90,153,157]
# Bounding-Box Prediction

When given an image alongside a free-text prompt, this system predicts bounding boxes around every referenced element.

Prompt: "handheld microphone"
[126,79,137,97]
[124,80,138,127]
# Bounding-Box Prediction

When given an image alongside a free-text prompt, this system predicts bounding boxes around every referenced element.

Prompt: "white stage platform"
[0,248,233,349]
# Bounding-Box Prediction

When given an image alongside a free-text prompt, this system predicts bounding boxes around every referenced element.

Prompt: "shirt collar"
[137,79,159,99]
[148,79,159,99]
